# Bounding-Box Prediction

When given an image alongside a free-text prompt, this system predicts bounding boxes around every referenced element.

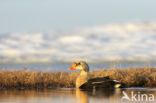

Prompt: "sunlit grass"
[0,67,156,88]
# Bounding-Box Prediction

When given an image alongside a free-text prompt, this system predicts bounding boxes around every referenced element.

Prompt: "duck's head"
[68,61,89,72]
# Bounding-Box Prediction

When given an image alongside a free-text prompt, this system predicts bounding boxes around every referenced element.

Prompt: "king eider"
[68,61,127,89]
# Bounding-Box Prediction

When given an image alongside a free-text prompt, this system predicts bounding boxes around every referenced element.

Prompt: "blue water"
[0,62,156,72]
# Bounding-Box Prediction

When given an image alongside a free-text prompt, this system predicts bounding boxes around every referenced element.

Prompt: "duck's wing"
[87,76,110,82]
[79,76,126,89]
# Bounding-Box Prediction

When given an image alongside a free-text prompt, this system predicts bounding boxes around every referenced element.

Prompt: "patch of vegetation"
[0,67,156,89]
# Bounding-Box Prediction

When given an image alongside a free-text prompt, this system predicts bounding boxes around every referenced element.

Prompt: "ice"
[0,22,156,63]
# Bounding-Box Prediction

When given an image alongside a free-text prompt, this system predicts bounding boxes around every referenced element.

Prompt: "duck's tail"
[113,80,127,88]
[114,83,121,88]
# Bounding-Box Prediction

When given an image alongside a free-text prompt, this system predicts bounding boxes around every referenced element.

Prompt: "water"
[0,62,156,103]
[0,62,156,72]
[0,88,156,103]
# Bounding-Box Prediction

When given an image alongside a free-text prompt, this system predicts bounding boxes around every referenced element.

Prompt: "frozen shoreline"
[0,22,156,63]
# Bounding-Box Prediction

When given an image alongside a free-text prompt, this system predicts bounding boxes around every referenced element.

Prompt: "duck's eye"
[72,62,77,67]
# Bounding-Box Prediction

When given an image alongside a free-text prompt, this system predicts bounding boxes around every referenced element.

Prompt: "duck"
[68,61,127,89]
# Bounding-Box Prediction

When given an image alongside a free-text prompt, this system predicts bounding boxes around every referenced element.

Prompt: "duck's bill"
[68,67,75,70]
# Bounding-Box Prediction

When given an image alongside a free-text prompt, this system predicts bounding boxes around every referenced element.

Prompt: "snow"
[0,22,156,63]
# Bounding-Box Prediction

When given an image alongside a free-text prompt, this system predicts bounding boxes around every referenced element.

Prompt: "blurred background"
[0,0,156,71]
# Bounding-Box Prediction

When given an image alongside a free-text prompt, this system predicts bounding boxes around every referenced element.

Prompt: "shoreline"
[0,67,156,88]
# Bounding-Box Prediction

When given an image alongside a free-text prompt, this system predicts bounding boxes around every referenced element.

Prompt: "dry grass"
[0,67,156,88]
